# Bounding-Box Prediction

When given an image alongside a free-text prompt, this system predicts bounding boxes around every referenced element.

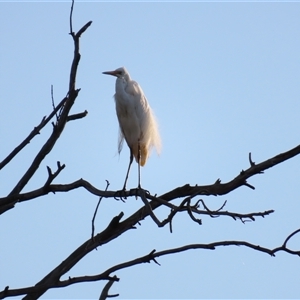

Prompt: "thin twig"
[67,110,88,122]
[51,85,59,122]
[282,228,300,248]
[69,0,74,35]
[137,189,163,227]
[92,180,110,240]
[186,199,202,225]
[99,275,119,300]
[0,96,67,171]
[43,162,66,188]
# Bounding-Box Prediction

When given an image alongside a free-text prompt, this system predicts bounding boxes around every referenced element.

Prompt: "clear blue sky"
[1,2,300,299]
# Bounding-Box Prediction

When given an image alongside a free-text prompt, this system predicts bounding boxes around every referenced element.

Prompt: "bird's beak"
[102,70,119,77]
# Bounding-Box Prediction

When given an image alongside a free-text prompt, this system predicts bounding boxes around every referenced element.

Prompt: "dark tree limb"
[0,2,92,215]
[0,96,67,171]
[69,0,92,92]
[69,0,74,35]
[1,228,299,299]
[67,110,88,122]
[99,275,119,300]
[6,197,274,299]
[51,85,59,122]
[186,198,202,225]
[44,162,65,189]
[137,188,163,227]
[92,180,110,240]
[2,143,300,215]
[1,0,300,298]
[20,212,125,300]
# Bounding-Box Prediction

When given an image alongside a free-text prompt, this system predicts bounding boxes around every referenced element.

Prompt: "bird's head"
[103,67,130,80]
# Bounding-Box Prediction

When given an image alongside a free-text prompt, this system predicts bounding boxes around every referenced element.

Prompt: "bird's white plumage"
[104,67,160,165]
[103,67,160,188]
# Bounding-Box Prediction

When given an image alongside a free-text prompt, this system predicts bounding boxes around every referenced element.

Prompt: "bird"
[103,67,161,190]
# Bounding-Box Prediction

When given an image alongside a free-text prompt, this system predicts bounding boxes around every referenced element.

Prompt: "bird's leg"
[123,150,133,191]
[137,140,141,189]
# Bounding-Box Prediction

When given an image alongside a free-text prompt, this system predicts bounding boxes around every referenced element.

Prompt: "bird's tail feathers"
[118,129,124,154]
[148,109,161,155]
[132,144,148,166]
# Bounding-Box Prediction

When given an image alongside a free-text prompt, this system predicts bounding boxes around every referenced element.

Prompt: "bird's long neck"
[115,74,131,96]
[115,77,127,96]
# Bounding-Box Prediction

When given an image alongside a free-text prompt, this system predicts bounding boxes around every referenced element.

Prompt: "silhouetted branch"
[186,198,202,225]
[282,228,300,248]
[92,180,110,240]
[44,162,66,188]
[194,199,274,222]
[99,275,119,300]
[1,0,300,298]
[2,228,299,299]
[51,85,59,122]
[2,143,300,215]
[69,2,92,92]
[0,96,67,172]
[67,110,88,122]
[137,188,163,227]
[20,212,124,300]
[0,1,91,216]
[160,143,300,199]
[69,0,74,35]
[76,21,93,38]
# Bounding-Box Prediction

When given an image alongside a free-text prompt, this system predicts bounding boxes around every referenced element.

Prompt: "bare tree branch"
[99,275,119,300]
[92,180,110,240]
[69,0,74,35]
[44,162,66,189]
[20,212,125,300]
[137,188,164,227]
[5,85,79,203]
[0,3,92,215]
[1,228,299,299]
[51,85,59,122]
[1,1,299,299]
[162,143,300,199]
[2,143,300,215]
[0,96,67,171]
[67,110,88,122]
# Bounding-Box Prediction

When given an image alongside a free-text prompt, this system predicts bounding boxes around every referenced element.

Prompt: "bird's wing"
[126,81,161,154]
[118,128,124,155]
[125,80,149,124]
[114,94,126,154]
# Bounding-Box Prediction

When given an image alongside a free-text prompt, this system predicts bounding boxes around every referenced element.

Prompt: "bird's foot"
[137,184,150,195]
[133,185,150,199]
[114,188,127,202]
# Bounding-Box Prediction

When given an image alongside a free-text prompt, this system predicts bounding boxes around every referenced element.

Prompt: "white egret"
[103,67,161,190]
